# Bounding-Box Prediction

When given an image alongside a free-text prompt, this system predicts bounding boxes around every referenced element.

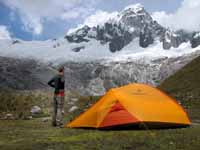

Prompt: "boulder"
[42,117,49,122]
[31,106,42,115]
[68,106,78,113]
[24,116,33,120]
[4,113,14,120]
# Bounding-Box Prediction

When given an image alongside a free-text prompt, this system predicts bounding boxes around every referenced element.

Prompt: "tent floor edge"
[98,121,190,130]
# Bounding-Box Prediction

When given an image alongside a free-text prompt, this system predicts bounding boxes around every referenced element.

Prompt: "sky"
[0,0,199,41]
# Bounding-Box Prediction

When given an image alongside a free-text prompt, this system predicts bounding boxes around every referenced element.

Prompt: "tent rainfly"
[65,84,191,129]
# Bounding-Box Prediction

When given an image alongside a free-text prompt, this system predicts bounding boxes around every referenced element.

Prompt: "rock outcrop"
[162,29,182,50]
[0,56,54,90]
[191,32,200,48]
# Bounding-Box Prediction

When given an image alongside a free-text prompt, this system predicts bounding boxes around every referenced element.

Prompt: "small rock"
[28,116,33,120]
[178,101,181,105]
[67,101,75,105]
[5,113,14,120]
[71,98,79,102]
[31,106,42,115]
[68,106,78,113]
[24,116,33,120]
[42,118,49,122]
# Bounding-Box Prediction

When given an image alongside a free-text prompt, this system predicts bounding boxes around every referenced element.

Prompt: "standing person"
[48,66,65,127]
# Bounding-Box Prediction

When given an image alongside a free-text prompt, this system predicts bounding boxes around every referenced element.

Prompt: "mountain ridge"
[65,3,200,53]
[0,4,200,95]
[0,4,200,63]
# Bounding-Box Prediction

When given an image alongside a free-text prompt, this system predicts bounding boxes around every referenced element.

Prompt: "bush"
[0,90,51,119]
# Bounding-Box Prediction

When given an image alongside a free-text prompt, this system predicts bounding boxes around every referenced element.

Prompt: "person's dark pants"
[52,95,64,126]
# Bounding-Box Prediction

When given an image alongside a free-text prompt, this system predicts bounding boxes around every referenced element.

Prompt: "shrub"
[0,90,51,119]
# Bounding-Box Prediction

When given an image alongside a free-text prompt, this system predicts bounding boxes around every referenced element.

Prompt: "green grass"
[0,56,200,150]
[0,92,199,150]
[0,94,200,150]
[0,90,52,119]
[0,118,199,150]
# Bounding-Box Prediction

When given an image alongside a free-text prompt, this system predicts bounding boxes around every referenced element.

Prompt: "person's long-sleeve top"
[48,74,65,94]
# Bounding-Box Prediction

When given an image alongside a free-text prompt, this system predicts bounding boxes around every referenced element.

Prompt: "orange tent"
[65,84,191,128]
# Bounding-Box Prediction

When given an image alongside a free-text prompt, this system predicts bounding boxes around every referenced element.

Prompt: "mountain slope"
[62,51,200,95]
[0,56,54,90]
[159,56,200,94]
[159,56,200,121]
[0,3,200,95]
[0,51,199,95]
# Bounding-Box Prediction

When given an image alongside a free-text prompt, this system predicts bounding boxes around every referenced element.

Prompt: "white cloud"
[83,10,118,27]
[61,7,95,20]
[67,10,118,34]
[0,25,11,40]
[61,11,81,20]
[152,11,173,28]
[20,14,43,35]
[2,0,99,35]
[152,0,200,32]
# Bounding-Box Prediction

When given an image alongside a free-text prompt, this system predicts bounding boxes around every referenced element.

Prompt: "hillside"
[159,56,200,121]
[0,56,54,90]
[159,56,200,96]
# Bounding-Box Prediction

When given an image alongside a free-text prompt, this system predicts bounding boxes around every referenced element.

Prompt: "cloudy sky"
[0,0,199,41]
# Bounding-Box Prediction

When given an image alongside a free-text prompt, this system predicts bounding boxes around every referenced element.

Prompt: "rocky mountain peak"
[162,29,184,50]
[65,4,165,52]
[64,4,200,53]
[122,3,144,14]
[65,25,91,43]
[119,3,151,27]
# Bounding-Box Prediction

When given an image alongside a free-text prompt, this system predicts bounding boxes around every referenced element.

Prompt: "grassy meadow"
[0,56,200,150]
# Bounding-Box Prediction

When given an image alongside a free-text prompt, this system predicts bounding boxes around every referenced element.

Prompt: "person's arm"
[48,76,56,88]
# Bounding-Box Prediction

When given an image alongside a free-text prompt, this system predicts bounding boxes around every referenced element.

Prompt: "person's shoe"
[59,124,64,128]
[56,122,64,127]
[52,122,57,127]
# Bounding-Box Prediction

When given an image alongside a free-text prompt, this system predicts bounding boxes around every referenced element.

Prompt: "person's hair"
[58,66,64,73]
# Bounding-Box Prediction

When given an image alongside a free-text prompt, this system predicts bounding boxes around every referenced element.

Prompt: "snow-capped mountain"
[0,4,199,63]
[65,3,198,53]
[0,4,200,95]
[65,3,165,52]
[63,50,200,95]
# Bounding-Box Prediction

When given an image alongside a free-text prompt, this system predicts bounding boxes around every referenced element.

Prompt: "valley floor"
[0,116,200,150]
